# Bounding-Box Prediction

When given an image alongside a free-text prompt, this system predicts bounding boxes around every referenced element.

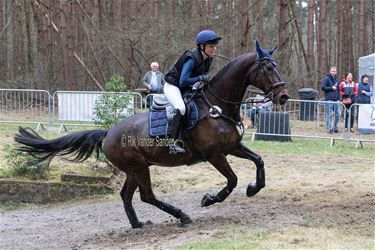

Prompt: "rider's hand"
[200,73,210,82]
[192,81,202,90]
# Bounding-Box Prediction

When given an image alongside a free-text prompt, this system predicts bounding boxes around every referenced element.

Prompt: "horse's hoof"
[180,213,192,224]
[131,221,145,228]
[246,183,260,197]
[201,193,216,207]
[145,220,153,225]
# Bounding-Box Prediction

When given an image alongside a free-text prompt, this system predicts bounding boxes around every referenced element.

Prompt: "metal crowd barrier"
[51,91,142,132]
[0,89,51,125]
[0,89,143,132]
[1,88,374,146]
[241,99,375,146]
[52,91,142,120]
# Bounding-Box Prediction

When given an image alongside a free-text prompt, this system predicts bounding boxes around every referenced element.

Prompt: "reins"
[206,79,273,105]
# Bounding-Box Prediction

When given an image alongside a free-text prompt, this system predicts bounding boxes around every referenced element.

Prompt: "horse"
[15,41,289,228]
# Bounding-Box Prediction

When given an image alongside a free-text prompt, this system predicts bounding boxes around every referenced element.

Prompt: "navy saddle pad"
[149,100,200,137]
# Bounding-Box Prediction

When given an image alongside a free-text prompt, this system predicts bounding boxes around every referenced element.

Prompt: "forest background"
[0,0,374,97]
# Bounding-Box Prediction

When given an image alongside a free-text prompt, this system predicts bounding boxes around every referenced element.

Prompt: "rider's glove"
[192,81,203,90]
[199,73,210,82]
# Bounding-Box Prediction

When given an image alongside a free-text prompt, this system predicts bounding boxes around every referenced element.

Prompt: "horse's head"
[251,41,289,105]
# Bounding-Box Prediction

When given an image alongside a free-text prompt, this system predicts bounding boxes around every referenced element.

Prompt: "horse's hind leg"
[120,176,144,228]
[201,154,238,207]
[136,167,192,225]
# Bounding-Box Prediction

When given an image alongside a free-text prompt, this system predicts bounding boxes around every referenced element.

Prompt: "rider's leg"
[167,108,185,154]
[163,83,186,154]
[164,82,186,115]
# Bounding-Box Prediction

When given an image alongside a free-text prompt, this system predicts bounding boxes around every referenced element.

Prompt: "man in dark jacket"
[321,66,340,133]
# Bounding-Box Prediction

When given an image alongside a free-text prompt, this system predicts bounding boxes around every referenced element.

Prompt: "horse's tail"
[14,127,108,163]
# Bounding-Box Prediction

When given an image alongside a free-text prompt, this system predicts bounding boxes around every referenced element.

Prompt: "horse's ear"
[268,45,278,56]
[256,40,263,57]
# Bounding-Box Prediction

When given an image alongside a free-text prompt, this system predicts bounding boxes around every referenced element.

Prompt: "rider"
[164,29,222,154]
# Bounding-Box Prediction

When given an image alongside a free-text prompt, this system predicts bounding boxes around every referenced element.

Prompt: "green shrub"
[93,74,133,129]
[3,144,50,180]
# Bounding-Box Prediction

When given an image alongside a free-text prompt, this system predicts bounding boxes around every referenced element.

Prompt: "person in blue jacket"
[321,66,340,133]
[357,74,373,104]
[164,30,222,154]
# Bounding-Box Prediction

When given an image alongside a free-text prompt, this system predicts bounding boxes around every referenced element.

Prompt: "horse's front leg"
[229,142,265,196]
[201,154,238,207]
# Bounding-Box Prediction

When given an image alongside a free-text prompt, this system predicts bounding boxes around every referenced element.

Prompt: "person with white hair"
[142,62,165,94]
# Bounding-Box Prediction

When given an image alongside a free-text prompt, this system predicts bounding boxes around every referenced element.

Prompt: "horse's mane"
[211,52,254,83]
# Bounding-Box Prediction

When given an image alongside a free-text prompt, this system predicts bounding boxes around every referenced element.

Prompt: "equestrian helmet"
[196,30,222,45]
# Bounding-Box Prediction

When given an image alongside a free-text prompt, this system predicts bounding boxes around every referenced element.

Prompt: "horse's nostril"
[280,94,289,104]
[281,94,289,100]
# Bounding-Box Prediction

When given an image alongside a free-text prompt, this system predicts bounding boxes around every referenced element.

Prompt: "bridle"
[254,55,286,100]
[205,54,286,105]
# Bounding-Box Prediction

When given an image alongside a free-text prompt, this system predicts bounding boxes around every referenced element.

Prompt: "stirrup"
[169,140,185,154]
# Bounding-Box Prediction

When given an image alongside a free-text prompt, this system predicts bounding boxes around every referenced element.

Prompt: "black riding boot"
[169,109,185,154]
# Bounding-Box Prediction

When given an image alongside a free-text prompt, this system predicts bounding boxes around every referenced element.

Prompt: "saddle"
[149,94,200,137]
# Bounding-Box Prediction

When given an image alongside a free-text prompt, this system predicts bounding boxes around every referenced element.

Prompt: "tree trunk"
[13,1,25,80]
[31,0,52,88]
[23,0,33,77]
[276,0,289,76]
[306,0,314,87]
[339,1,354,78]
[290,1,310,88]
[358,0,365,58]
[256,0,265,45]
[336,1,342,76]
[347,1,354,76]
[327,1,334,67]
[239,0,252,53]
[60,0,75,90]
[0,0,7,82]
[6,0,13,80]
[113,0,121,57]
[317,0,327,81]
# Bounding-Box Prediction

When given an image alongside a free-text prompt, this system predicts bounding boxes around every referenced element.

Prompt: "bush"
[3,144,50,180]
[93,74,133,129]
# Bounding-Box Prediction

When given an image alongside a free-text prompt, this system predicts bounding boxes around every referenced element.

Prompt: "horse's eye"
[266,64,273,71]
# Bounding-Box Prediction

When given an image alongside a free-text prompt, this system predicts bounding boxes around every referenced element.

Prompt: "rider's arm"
[179,59,201,88]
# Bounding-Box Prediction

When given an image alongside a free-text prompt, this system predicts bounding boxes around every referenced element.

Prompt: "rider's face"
[203,44,217,57]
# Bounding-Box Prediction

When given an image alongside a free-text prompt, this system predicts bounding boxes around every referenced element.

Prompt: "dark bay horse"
[15,41,289,228]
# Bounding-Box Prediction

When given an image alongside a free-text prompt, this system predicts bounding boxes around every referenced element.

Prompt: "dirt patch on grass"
[1,153,374,249]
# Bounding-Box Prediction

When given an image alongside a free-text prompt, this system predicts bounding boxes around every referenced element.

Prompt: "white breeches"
[164,82,186,115]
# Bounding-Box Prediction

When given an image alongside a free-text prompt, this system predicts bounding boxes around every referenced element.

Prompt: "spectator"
[142,62,165,108]
[339,72,358,132]
[321,66,340,133]
[357,74,373,104]
[248,94,273,128]
[142,62,165,94]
